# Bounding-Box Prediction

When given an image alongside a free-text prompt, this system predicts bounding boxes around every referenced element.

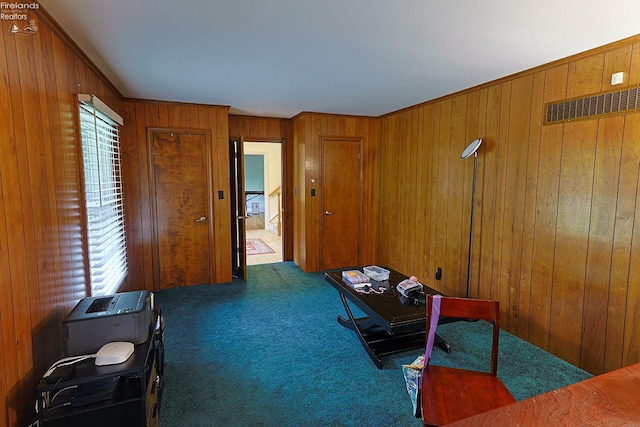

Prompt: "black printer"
[63,290,153,356]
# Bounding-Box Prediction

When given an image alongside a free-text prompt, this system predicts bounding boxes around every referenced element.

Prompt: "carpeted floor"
[155,262,591,427]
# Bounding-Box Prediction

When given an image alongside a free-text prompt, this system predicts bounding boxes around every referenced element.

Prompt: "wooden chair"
[420,295,515,426]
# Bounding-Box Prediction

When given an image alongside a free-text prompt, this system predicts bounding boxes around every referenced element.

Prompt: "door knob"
[325,210,333,215]
[195,216,206,222]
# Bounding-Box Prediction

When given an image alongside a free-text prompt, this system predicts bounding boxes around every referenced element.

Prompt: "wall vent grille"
[544,85,640,125]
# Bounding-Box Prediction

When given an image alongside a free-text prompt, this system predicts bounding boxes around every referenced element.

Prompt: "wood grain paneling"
[1,9,116,425]
[516,71,545,341]
[1,7,233,424]
[4,5,640,427]
[608,112,640,372]
[229,115,290,141]
[580,115,624,373]
[377,34,640,375]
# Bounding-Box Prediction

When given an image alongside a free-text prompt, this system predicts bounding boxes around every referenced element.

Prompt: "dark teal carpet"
[155,262,591,426]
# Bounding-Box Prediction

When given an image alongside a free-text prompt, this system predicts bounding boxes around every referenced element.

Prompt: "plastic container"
[363,266,390,281]
[342,270,370,284]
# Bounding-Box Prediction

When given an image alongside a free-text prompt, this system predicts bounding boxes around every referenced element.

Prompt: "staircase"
[268,186,281,236]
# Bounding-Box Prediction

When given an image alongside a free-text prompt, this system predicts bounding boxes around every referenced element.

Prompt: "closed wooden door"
[149,129,213,289]
[321,138,362,270]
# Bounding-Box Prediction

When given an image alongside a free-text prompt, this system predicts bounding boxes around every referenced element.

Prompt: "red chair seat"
[421,365,516,426]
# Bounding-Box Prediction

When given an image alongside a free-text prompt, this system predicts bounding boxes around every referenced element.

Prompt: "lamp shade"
[461,138,482,159]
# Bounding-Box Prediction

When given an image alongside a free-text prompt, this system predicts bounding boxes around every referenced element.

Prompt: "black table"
[325,267,450,369]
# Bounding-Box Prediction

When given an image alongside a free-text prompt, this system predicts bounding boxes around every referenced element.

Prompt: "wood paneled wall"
[377,35,640,375]
[0,9,123,425]
[228,115,290,141]
[3,4,640,426]
[120,100,232,290]
[292,113,379,272]
[0,8,233,424]
[228,115,294,261]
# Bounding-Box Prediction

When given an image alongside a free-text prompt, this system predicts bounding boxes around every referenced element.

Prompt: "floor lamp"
[461,138,482,298]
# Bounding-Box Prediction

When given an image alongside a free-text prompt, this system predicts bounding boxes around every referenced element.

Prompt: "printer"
[63,290,154,356]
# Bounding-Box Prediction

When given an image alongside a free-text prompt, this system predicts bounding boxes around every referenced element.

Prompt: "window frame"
[78,94,127,296]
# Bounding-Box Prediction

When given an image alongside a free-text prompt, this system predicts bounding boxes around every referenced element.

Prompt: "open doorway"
[244,141,282,265]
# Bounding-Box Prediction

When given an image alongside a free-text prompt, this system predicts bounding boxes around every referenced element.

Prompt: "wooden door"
[149,129,213,289]
[229,137,248,280]
[321,138,362,270]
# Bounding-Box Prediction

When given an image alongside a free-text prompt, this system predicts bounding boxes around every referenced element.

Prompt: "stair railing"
[268,186,282,236]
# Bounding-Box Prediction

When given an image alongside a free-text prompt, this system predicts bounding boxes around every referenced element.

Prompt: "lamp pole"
[461,138,482,299]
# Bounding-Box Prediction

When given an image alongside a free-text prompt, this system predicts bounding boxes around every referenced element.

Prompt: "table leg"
[337,314,378,331]
[435,335,451,353]
[338,293,384,368]
[335,293,451,368]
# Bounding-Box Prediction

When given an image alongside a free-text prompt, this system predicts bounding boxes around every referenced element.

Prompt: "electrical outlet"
[611,72,624,85]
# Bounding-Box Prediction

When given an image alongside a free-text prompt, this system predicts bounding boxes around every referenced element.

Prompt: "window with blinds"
[78,95,127,296]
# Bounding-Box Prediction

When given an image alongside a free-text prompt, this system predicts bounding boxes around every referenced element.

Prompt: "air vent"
[544,85,640,125]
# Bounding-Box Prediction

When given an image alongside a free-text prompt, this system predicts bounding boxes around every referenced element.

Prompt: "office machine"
[63,290,153,356]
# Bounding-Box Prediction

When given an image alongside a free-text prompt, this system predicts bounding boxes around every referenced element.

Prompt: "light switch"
[611,72,624,85]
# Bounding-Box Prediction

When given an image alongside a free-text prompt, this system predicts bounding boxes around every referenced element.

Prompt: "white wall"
[244,142,282,230]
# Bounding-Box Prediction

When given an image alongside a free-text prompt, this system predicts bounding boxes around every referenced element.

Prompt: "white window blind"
[78,94,127,296]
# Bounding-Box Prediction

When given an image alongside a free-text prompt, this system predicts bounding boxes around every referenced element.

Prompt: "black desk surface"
[324,267,441,334]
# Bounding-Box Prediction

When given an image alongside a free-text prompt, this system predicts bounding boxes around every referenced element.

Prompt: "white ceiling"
[39,0,640,118]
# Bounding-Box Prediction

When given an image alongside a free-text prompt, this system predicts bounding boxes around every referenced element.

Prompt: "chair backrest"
[426,295,501,376]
